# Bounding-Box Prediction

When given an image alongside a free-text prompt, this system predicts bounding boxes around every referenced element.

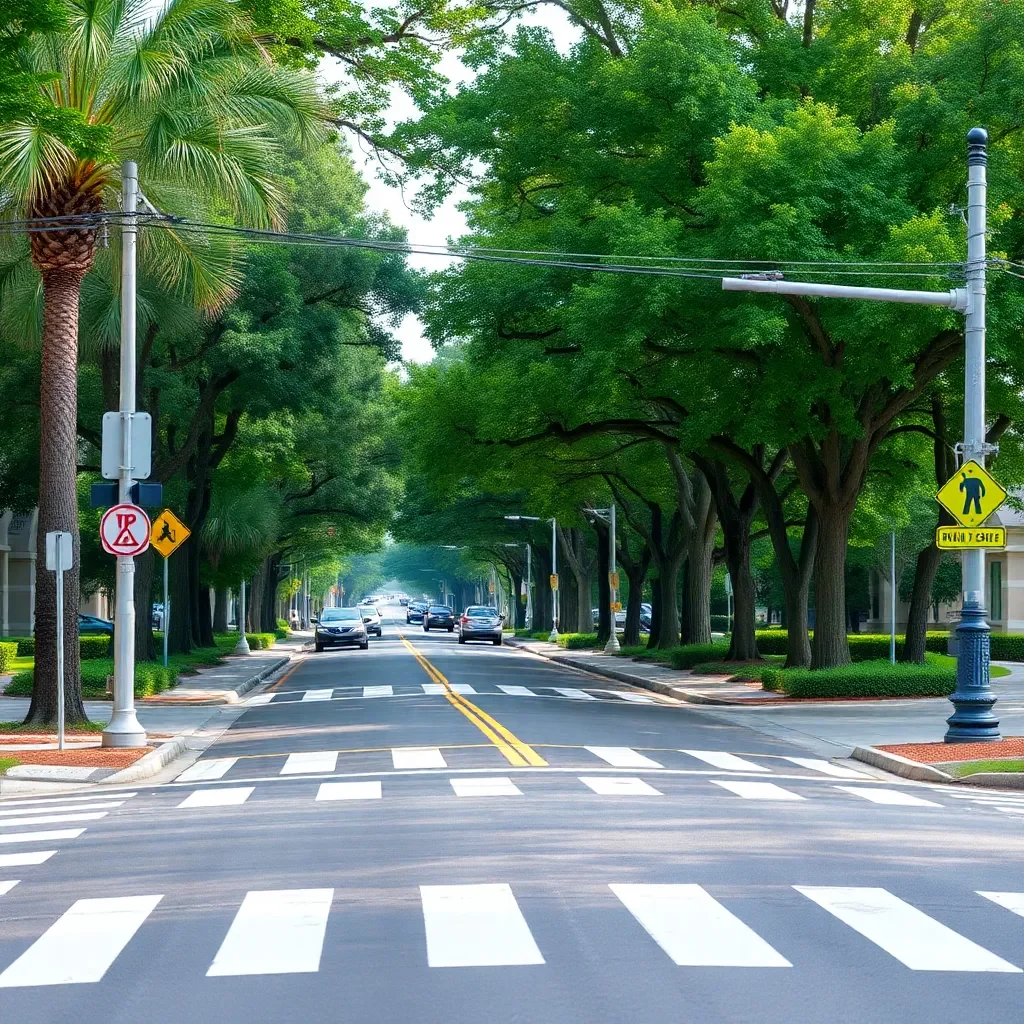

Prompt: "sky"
[318,8,579,364]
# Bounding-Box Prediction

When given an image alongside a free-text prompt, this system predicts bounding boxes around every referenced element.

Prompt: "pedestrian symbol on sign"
[960,472,985,516]
[158,518,176,544]
[150,509,190,558]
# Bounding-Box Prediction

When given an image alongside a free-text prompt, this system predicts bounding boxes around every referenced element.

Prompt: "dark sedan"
[407,600,428,624]
[314,607,368,652]
[78,613,114,636]
[422,605,455,632]
[457,606,503,646]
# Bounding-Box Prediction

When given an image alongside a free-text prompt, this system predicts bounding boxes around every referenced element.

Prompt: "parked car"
[314,607,368,652]
[591,607,627,628]
[398,597,409,606]
[423,605,455,632]
[78,613,114,636]
[407,600,428,624]
[640,603,652,632]
[151,603,164,630]
[359,605,383,637]
[458,606,503,646]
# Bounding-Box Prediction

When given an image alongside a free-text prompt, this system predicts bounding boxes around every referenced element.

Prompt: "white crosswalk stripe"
[977,891,1024,918]
[611,884,791,967]
[0,801,124,818]
[0,794,136,809]
[392,747,447,769]
[280,751,338,775]
[246,693,274,705]
[711,780,804,801]
[207,889,333,976]
[585,746,663,769]
[0,812,109,828]
[177,788,254,809]
[0,852,57,868]
[603,690,655,703]
[301,689,333,702]
[450,777,522,796]
[795,886,1021,972]
[552,688,596,700]
[316,782,382,801]
[0,828,87,845]
[175,758,238,783]
[421,683,446,695]
[782,757,871,779]
[682,750,770,772]
[834,786,941,807]
[420,884,545,967]
[0,895,163,987]
[580,777,662,796]
[449,683,476,694]
[497,685,534,696]
[363,685,393,697]
[0,880,19,897]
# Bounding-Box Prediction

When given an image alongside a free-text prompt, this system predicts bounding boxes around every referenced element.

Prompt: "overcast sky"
[319,8,579,364]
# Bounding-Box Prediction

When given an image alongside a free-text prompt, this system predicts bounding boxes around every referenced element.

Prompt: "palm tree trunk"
[25,270,88,727]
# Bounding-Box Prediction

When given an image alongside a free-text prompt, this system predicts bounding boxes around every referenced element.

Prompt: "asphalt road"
[1,608,1023,1023]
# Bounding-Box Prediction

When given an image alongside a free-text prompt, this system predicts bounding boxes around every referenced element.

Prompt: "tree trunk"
[647,577,662,650]
[26,270,89,726]
[619,533,650,648]
[135,547,156,663]
[534,544,552,633]
[557,525,595,633]
[681,516,715,645]
[213,587,229,633]
[724,525,758,661]
[810,503,854,668]
[657,555,684,649]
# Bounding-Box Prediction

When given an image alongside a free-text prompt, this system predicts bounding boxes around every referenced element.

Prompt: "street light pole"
[103,161,145,749]
[235,579,250,654]
[525,542,533,630]
[722,128,997,742]
[549,517,559,643]
[605,503,620,654]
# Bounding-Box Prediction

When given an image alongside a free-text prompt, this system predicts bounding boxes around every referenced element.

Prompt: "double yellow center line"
[399,634,547,767]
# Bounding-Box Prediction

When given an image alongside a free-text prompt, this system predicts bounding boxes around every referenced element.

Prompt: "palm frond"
[0,122,78,201]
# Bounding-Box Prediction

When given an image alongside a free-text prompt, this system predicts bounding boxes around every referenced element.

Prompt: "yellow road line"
[399,634,548,767]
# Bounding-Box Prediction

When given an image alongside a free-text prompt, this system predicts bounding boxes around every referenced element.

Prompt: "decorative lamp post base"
[235,636,251,655]
[945,598,1000,742]
[604,631,621,654]
[548,628,559,644]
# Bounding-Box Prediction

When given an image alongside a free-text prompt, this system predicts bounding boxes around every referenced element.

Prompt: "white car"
[359,605,383,637]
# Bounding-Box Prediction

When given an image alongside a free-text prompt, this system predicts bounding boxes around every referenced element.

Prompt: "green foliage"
[710,615,729,632]
[669,643,731,669]
[556,633,600,650]
[213,631,276,651]
[79,636,112,660]
[754,630,952,659]
[989,634,1024,661]
[762,658,956,699]
[8,660,177,699]
[947,759,1024,777]
[0,642,17,673]
[0,757,20,775]
[7,637,34,657]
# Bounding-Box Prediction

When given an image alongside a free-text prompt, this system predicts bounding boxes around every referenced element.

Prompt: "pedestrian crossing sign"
[150,508,190,558]
[936,461,1006,528]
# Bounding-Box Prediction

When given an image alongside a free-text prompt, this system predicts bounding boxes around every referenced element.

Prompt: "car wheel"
[360,641,369,651]
[315,642,323,653]
[458,636,465,645]
[447,626,454,633]
[492,637,502,646]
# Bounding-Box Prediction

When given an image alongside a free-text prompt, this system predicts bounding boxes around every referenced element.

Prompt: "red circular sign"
[100,503,152,556]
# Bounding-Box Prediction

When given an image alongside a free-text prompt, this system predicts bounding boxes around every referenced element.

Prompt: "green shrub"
[989,634,1024,661]
[5,658,179,699]
[710,615,729,632]
[754,630,794,656]
[761,658,955,699]
[79,635,112,660]
[247,633,277,651]
[0,642,16,673]
[753,630,952,660]
[8,637,34,657]
[669,642,730,669]
[557,633,600,650]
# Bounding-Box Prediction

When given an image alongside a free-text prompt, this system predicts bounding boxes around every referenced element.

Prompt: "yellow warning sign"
[936,526,1006,550]
[550,574,559,591]
[935,460,1007,528]
[150,509,190,558]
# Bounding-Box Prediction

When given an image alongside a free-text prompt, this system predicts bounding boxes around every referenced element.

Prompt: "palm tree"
[0,0,323,725]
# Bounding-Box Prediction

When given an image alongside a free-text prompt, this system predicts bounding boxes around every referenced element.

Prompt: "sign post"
[45,532,72,751]
[150,510,190,668]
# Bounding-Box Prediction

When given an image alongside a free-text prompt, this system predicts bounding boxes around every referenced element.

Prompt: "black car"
[423,605,455,632]
[78,613,114,636]
[407,600,428,624]
[314,607,368,652]
[457,606,503,646]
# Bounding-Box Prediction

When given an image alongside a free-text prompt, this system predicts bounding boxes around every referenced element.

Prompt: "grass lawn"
[929,654,1010,678]
[0,757,21,775]
[946,758,1024,777]
[0,720,106,733]
[9,655,33,673]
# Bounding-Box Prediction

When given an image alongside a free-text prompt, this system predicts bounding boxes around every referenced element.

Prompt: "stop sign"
[100,503,151,556]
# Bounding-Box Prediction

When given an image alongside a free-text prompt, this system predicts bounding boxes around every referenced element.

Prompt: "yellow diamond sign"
[936,461,1007,528]
[150,508,190,558]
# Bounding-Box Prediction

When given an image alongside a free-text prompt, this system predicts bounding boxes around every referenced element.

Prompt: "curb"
[945,771,1024,790]
[851,746,954,783]
[100,737,190,785]
[145,655,291,706]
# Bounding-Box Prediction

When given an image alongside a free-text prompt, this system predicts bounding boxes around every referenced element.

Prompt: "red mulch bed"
[8,748,153,768]
[879,737,1024,763]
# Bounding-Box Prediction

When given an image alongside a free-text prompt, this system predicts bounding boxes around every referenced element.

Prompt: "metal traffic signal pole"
[723,128,998,742]
[102,162,146,749]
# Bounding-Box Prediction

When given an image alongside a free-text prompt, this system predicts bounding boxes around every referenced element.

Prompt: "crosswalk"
[246,683,664,706]
[0,882,1021,985]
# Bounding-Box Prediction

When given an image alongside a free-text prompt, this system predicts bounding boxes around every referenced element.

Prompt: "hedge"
[7,637,33,657]
[710,615,729,632]
[669,642,730,669]
[752,630,951,659]
[761,657,955,699]
[6,658,178,699]
[80,635,112,660]
[557,633,600,650]
[213,632,276,651]
[0,642,16,673]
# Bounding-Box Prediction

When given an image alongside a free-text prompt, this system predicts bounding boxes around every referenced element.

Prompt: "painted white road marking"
[0,880,18,896]
[420,884,545,967]
[611,884,791,967]
[585,746,663,769]
[421,684,446,695]
[0,812,108,828]
[782,757,871,779]
[363,685,393,697]
[977,892,1024,918]
[316,782,382,801]
[175,758,238,783]
[280,751,338,775]
[449,683,477,694]
[607,691,655,704]
[0,802,123,818]
[497,685,534,696]
[682,750,771,772]
[580,777,662,796]
[552,688,596,700]
[0,852,56,868]
[392,748,447,769]
[711,780,804,801]
[301,689,333,702]
[207,889,334,976]
[834,786,941,807]
[246,694,274,705]
[0,895,163,987]
[450,777,523,797]
[0,795,134,809]
[0,828,87,844]
[795,886,1021,972]
[177,787,254,808]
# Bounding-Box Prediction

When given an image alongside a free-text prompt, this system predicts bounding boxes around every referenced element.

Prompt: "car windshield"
[429,606,451,614]
[466,607,497,617]
[321,608,360,622]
